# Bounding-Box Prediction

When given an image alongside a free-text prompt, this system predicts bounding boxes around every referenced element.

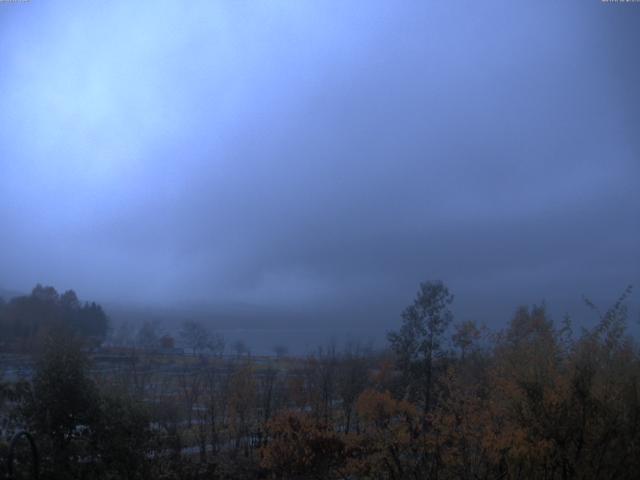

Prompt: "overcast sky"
[1,1,638,331]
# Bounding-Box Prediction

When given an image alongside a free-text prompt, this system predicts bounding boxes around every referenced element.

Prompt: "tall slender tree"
[388,280,453,412]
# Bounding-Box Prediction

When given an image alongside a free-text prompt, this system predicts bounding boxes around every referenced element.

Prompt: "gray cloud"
[1,0,638,332]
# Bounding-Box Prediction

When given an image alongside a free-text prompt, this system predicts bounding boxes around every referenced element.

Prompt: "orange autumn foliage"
[260,410,345,479]
[259,294,640,480]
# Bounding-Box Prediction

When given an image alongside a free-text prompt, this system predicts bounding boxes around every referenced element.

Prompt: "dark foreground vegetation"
[1,282,639,479]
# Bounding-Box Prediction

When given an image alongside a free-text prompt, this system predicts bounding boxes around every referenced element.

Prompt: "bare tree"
[208,332,225,357]
[177,365,202,428]
[233,339,249,358]
[338,341,371,433]
[303,342,338,424]
[111,321,135,347]
[258,367,280,423]
[273,345,288,359]
[179,320,210,356]
[136,320,162,350]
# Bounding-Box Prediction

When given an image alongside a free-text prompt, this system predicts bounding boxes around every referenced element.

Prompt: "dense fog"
[1,1,638,339]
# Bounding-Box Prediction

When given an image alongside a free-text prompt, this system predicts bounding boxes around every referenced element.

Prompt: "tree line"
[0,285,109,351]
[261,282,640,479]
[1,281,638,479]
